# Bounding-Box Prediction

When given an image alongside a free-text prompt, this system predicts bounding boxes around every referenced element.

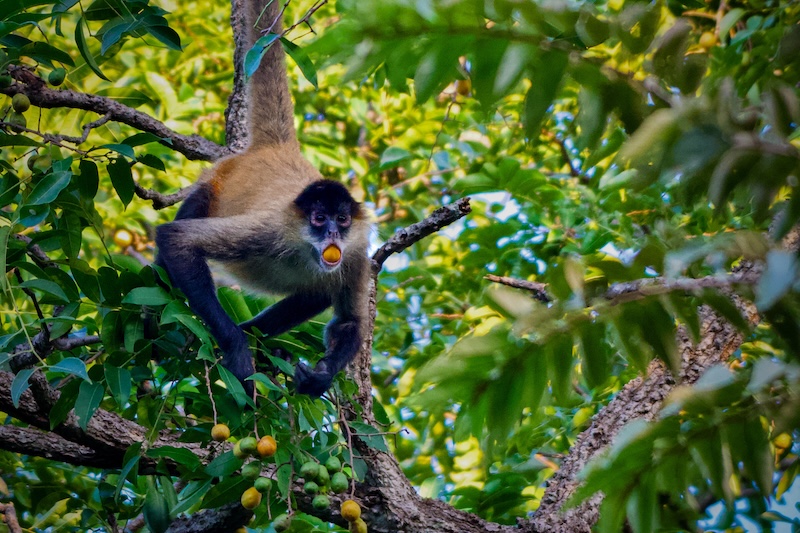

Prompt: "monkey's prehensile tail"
[245,0,297,147]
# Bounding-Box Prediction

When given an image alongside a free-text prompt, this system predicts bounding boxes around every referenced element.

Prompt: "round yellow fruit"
[341,499,361,522]
[699,31,717,49]
[774,433,792,449]
[113,229,133,248]
[240,486,262,509]
[233,441,248,460]
[211,423,230,442]
[257,435,277,457]
[323,245,341,264]
[12,93,30,113]
[239,436,258,455]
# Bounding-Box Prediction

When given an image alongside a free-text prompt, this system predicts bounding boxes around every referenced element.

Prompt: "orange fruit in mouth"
[323,245,342,263]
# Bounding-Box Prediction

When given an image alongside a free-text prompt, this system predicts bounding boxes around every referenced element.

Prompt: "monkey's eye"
[311,212,327,227]
[337,214,351,227]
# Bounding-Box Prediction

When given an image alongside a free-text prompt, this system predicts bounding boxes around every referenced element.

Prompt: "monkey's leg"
[241,292,331,336]
[295,315,362,397]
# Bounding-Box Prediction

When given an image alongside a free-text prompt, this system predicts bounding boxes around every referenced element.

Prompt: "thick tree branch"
[0,424,115,468]
[1,71,227,162]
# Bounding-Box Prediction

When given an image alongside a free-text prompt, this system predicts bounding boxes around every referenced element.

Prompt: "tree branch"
[371,197,472,271]
[1,71,227,162]
[0,502,22,533]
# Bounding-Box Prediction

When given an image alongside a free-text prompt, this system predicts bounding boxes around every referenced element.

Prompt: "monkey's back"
[205,143,322,220]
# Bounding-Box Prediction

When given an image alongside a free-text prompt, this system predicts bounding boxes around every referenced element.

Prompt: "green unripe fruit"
[331,472,348,493]
[0,75,12,89]
[272,513,291,532]
[48,68,66,86]
[242,461,261,480]
[12,93,30,113]
[254,476,273,493]
[7,111,25,128]
[317,464,330,485]
[26,155,38,170]
[325,456,342,472]
[303,480,319,494]
[233,441,248,460]
[312,494,331,511]
[239,436,258,455]
[300,461,319,480]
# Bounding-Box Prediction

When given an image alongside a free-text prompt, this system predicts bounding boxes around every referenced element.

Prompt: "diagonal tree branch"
[1,71,227,162]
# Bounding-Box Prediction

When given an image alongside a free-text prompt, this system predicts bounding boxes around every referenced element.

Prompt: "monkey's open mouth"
[321,245,342,267]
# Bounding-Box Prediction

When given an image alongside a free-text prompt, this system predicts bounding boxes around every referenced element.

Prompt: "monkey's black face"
[294,180,361,271]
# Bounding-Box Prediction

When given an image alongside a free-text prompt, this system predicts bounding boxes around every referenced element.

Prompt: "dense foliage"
[1,0,799,531]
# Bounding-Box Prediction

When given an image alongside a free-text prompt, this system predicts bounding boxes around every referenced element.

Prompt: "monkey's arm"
[156,198,268,394]
[294,277,368,398]
[241,292,331,337]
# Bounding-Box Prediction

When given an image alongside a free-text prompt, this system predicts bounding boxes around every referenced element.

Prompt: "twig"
[14,234,58,269]
[484,270,760,307]
[0,502,22,533]
[484,274,550,303]
[134,183,193,210]
[548,133,581,179]
[371,197,472,271]
[14,269,45,320]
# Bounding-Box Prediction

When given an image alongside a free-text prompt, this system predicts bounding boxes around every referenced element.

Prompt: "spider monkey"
[155,0,370,398]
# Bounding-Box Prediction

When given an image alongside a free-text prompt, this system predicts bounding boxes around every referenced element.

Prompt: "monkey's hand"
[221,344,256,397]
[295,361,333,398]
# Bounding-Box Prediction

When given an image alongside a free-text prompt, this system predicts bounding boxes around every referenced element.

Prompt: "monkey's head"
[294,180,363,272]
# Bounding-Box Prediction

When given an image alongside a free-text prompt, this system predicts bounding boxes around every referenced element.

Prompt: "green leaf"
[0,224,10,291]
[142,16,182,51]
[172,480,212,515]
[578,321,609,388]
[217,365,249,408]
[49,357,89,380]
[348,422,389,453]
[11,368,34,408]
[755,250,798,311]
[144,476,171,533]
[204,450,242,478]
[71,259,102,302]
[0,133,41,147]
[122,286,171,306]
[720,8,745,38]
[244,33,280,78]
[101,143,136,160]
[281,37,317,88]
[75,17,110,81]
[201,476,249,509]
[249,372,286,393]
[20,279,70,303]
[104,363,131,408]
[107,157,134,206]
[523,49,568,139]
[75,381,104,430]
[26,171,71,205]
[78,159,99,199]
[147,446,201,470]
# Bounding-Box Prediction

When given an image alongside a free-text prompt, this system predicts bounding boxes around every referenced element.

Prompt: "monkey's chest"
[222,255,332,295]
